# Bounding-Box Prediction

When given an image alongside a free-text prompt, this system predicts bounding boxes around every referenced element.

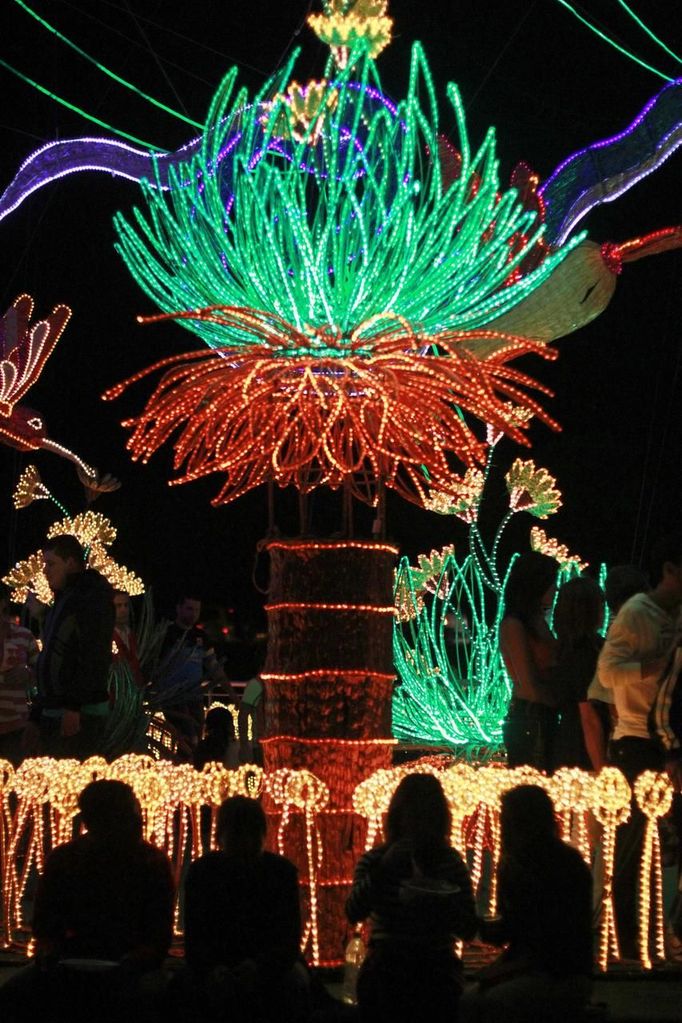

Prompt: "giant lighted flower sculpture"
[105,45,578,507]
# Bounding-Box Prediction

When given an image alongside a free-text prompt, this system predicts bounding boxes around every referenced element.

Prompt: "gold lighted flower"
[423,468,485,522]
[87,546,145,597]
[394,573,424,622]
[487,404,534,446]
[530,526,587,572]
[409,546,455,599]
[308,0,393,65]
[505,459,561,519]
[2,553,52,604]
[266,80,339,143]
[47,511,117,549]
[13,465,51,509]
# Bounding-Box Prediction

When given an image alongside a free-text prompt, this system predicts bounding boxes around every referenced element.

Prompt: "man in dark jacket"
[27,534,114,759]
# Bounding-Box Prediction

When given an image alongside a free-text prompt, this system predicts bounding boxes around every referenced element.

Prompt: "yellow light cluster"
[394,545,456,621]
[530,525,588,572]
[13,465,51,509]
[634,771,672,969]
[266,769,330,964]
[505,458,562,519]
[423,468,485,522]
[0,758,672,972]
[486,404,534,446]
[351,761,668,971]
[4,509,145,601]
[264,80,339,143]
[47,511,117,548]
[308,1,393,65]
[87,545,145,597]
[2,553,53,605]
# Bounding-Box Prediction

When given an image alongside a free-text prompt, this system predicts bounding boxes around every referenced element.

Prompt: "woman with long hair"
[347,773,476,1022]
[461,785,592,1023]
[499,552,559,771]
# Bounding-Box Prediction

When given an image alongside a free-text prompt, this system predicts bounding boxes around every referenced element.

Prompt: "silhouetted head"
[504,553,558,623]
[649,535,682,602]
[604,564,649,615]
[386,773,451,852]
[43,535,85,593]
[554,575,604,652]
[217,795,266,859]
[175,594,202,629]
[204,707,234,741]
[113,590,131,628]
[500,784,557,856]
[78,780,142,844]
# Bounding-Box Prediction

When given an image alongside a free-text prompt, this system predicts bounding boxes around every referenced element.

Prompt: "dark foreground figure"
[346,773,477,1022]
[172,795,311,1023]
[461,784,593,1023]
[0,779,174,1023]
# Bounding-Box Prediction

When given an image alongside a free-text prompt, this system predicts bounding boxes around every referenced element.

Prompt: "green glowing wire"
[114,43,580,352]
[0,57,167,151]
[614,0,682,68]
[392,483,602,752]
[553,0,671,82]
[12,0,202,129]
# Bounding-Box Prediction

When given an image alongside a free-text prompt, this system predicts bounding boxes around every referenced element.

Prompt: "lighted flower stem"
[634,772,671,969]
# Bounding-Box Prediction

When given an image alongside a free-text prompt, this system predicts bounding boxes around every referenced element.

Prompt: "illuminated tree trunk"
[261,540,396,964]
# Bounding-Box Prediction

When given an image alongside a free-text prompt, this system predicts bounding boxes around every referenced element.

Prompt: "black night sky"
[1,0,680,635]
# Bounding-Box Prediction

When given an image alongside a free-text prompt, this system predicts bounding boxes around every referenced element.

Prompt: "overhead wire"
[614,0,682,69]
[0,57,167,150]
[120,0,193,121]
[552,0,672,81]
[51,0,219,88]
[57,0,271,77]
[11,0,201,128]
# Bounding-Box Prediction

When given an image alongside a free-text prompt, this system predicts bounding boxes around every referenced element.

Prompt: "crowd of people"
[0,534,244,766]
[1,532,681,1019]
[0,775,594,1023]
[499,535,682,965]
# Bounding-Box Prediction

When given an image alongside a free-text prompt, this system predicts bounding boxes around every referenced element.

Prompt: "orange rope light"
[103,306,558,508]
[261,670,396,682]
[264,602,396,614]
[260,736,397,747]
[266,541,399,554]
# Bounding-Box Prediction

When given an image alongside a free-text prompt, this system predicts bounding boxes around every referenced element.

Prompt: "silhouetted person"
[112,589,145,690]
[347,773,476,1023]
[461,785,592,1023]
[24,535,114,759]
[193,706,236,770]
[0,779,174,1022]
[180,795,307,1023]
[157,593,236,759]
[499,553,559,771]
[551,575,605,770]
[581,564,649,772]
[599,536,682,959]
[0,581,39,765]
